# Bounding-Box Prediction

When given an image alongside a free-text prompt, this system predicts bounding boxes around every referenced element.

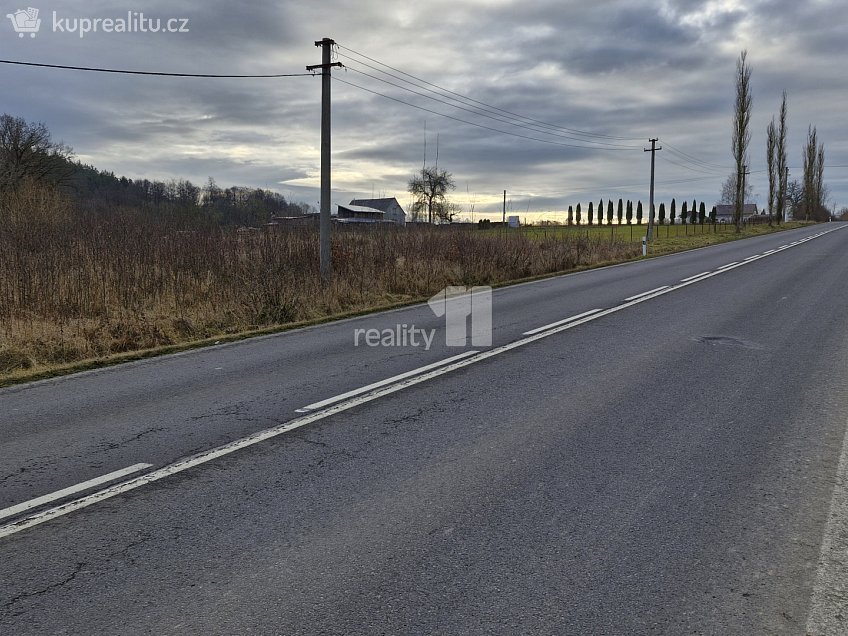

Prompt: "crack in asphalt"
[1,561,87,616]
[94,426,168,452]
[1,533,152,617]
[0,455,61,493]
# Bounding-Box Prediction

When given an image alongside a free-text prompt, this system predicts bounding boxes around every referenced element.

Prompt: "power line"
[338,52,636,145]
[335,43,645,142]
[554,174,722,196]
[657,153,727,175]
[342,64,639,149]
[333,75,641,152]
[660,142,733,173]
[0,59,313,78]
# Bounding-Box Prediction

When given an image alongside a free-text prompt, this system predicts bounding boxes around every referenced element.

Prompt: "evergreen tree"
[681,201,688,225]
[670,198,676,225]
[699,202,707,224]
[626,201,633,225]
[588,202,594,226]
[567,205,573,226]
[617,198,624,225]
[636,201,643,225]
[658,202,666,225]
[576,203,582,226]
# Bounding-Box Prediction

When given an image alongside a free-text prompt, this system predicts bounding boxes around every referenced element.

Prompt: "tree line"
[561,199,717,226]
[0,113,313,227]
[729,51,831,228]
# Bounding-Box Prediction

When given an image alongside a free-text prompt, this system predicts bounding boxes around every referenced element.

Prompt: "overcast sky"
[3,0,846,219]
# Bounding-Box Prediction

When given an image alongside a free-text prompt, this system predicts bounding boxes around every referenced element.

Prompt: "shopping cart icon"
[6,7,41,38]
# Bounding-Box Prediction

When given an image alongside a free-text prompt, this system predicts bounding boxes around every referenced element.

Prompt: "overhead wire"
[660,140,733,172]
[335,43,645,142]
[0,59,312,78]
[333,75,642,152]
[341,63,640,149]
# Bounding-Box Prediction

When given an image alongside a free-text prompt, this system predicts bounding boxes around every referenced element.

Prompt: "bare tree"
[786,179,804,219]
[802,126,827,221]
[719,172,753,205]
[408,166,456,224]
[0,114,74,191]
[731,50,752,232]
[815,142,826,220]
[766,117,777,226]
[775,92,788,224]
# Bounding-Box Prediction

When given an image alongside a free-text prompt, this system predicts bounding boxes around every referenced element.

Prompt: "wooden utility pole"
[502,190,506,225]
[307,38,342,283]
[644,138,662,242]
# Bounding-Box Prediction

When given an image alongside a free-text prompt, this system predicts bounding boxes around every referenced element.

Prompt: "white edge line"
[0,463,152,522]
[717,261,740,270]
[522,308,604,336]
[625,286,669,302]
[296,350,479,412]
[743,255,761,261]
[681,271,711,282]
[2,226,844,541]
[805,413,848,635]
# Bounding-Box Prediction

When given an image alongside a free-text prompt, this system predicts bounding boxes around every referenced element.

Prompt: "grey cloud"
[1,0,845,214]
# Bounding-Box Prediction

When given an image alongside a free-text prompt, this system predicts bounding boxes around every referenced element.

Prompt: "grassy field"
[492,220,804,242]
[0,186,812,386]
[487,220,810,255]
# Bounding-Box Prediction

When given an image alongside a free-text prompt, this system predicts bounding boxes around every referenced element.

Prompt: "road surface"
[2,223,848,634]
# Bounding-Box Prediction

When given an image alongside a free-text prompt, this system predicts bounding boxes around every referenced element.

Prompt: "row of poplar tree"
[565,199,717,226]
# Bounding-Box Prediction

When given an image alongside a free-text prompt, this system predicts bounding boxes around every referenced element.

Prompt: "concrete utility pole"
[644,138,662,242]
[307,38,343,283]
[502,190,506,225]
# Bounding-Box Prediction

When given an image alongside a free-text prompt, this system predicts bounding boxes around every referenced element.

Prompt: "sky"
[1,0,846,221]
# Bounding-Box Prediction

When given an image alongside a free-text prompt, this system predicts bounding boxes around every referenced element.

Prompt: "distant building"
[715,204,759,222]
[268,212,320,228]
[349,198,407,226]
[337,204,390,224]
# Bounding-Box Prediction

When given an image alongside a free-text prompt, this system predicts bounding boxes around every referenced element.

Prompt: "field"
[505,220,807,255]
[0,187,808,385]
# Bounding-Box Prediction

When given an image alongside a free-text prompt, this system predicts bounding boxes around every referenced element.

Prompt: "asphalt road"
[2,223,848,634]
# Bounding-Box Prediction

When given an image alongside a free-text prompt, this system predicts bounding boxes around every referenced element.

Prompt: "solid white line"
[717,262,739,270]
[295,350,479,412]
[522,308,604,336]
[743,255,761,261]
[1,226,844,540]
[779,245,790,248]
[625,286,669,301]
[0,463,152,522]
[806,416,848,635]
[681,272,711,282]
[762,249,776,255]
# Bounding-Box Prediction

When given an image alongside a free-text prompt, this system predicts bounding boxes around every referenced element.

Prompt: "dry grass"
[0,184,640,379]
